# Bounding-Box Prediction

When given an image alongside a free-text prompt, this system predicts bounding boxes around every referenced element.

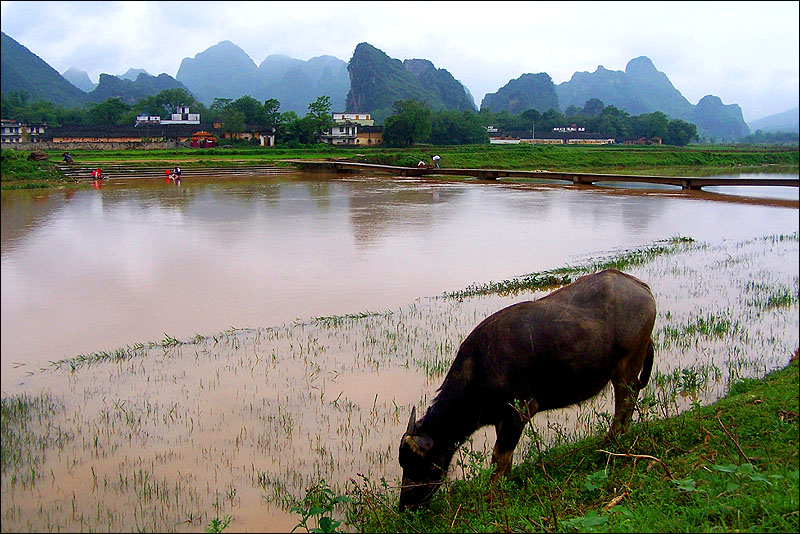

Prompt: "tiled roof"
[43,124,220,140]
[490,130,613,140]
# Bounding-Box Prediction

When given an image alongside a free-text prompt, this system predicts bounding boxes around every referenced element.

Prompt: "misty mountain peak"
[625,56,657,76]
[403,58,436,76]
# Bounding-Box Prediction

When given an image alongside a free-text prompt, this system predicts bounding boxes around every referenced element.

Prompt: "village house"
[1,119,47,144]
[488,125,615,145]
[321,112,383,146]
[211,122,276,147]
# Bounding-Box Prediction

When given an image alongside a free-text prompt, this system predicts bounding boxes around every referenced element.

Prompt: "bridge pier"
[683,180,702,190]
[571,175,594,185]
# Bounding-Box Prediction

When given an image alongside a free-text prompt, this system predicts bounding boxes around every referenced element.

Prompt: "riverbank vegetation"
[0,148,80,190]
[1,143,796,191]
[348,357,798,533]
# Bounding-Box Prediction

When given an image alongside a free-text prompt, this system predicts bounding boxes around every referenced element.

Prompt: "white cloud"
[2,0,797,121]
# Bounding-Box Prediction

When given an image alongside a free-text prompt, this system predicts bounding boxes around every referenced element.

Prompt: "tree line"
[0,89,335,146]
[2,89,706,146]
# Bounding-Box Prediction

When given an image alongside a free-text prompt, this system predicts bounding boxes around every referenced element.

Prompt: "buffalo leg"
[490,401,534,482]
[609,347,648,437]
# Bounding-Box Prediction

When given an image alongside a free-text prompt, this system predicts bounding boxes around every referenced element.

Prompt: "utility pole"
[532,121,535,144]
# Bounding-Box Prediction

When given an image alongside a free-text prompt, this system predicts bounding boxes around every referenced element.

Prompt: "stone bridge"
[285,160,799,191]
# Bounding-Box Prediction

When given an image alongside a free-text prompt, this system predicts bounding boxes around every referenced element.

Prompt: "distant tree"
[583,98,605,117]
[307,95,334,138]
[137,88,196,118]
[634,111,669,139]
[430,110,488,145]
[0,91,29,119]
[209,98,233,121]
[539,108,566,131]
[279,114,317,145]
[740,129,799,145]
[220,108,246,135]
[383,99,432,147]
[598,106,632,137]
[564,105,582,117]
[86,98,131,125]
[263,98,281,129]
[230,95,263,125]
[665,119,698,145]
[279,110,299,123]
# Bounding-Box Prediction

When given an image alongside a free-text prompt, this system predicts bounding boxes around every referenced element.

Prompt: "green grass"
[349,359,800,532]
[0,393,72,486]
[445,236,697,298]
[16,144,800,174]
[349,144,798,175]
[1,149,82,190]
[2,144,796,190]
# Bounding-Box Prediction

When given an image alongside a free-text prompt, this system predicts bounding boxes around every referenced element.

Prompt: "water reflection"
[1,172,798,389]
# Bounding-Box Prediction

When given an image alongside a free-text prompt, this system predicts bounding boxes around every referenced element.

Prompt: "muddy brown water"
[1,171,798,532]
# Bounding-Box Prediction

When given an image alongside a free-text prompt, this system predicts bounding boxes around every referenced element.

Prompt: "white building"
[137,105,200,125]
[321,112,376,145]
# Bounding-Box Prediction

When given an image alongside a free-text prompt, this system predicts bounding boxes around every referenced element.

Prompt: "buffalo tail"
[638,339,655,390]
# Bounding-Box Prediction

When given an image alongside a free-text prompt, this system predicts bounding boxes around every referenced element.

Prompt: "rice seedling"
[1,233,796,532]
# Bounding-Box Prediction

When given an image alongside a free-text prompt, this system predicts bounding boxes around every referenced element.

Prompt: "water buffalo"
[398,269,656,511]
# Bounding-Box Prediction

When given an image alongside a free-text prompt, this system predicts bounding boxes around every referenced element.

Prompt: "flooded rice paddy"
[1,171,798,532]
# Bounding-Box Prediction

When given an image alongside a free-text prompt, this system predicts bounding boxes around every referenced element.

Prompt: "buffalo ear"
[406,406,417,435]
[403,434,434,456]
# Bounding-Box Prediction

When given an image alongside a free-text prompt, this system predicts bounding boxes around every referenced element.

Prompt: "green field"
[2,144,798,190]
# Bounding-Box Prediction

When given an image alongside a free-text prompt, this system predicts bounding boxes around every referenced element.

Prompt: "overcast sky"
[2,1,798,122]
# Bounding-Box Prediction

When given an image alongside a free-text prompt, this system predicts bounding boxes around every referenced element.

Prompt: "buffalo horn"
[406,406,416,434]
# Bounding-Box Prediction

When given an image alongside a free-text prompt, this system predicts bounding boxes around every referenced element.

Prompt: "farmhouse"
[1,119,47,144]
[321,112,383,145]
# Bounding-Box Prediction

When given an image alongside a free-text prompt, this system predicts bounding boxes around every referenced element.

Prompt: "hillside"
[556,57,694,118]
[120,68,150,81]
[478,55,749,141]
[175,41,350,114]
[257,54,350,114]
[1,30,781,142]
[481,72,559,114]
[690,95,750,141]
[748,108,799,133]
[402,58,476,112]
[1,32,86,108]
[175,40,259,104]
[86,72,193,105]
[345,42,475,122]
[61,67,96,93]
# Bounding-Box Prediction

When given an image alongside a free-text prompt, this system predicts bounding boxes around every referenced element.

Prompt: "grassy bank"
[348,358,799,532]
[47,144,800,173]
[0,149,81,190]
[1,144,797,191]
[352,144,799,176]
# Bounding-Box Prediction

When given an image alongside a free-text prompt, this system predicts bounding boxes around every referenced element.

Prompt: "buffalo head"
[398,407,444,512]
